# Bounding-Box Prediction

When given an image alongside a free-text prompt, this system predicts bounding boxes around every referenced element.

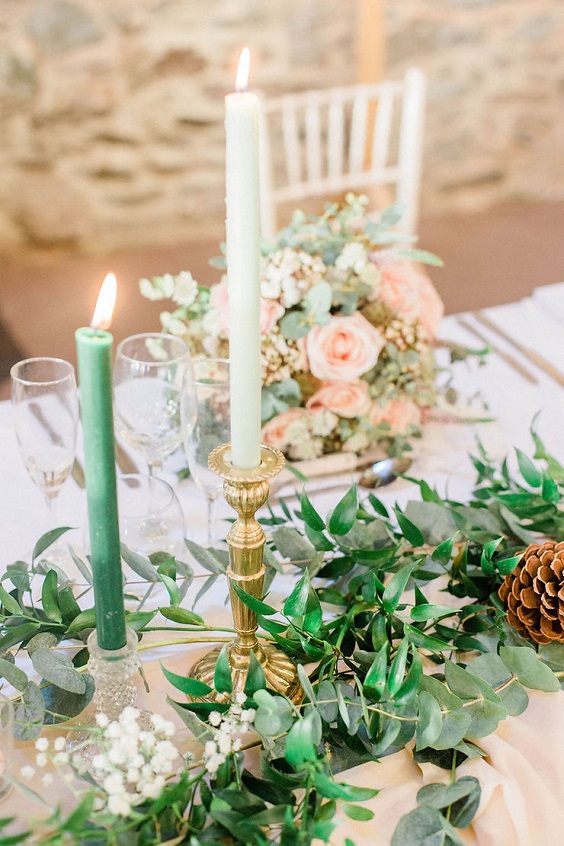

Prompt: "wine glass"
[10,357,79,555]
[117,474,185,559]
[182,358,230,547]
[113,333,192,477]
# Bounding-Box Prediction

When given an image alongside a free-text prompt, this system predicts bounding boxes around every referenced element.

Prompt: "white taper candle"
[225,47,262,470]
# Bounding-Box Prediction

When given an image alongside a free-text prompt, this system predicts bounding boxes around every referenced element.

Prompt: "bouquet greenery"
[1,430,564,845]
[140,195,471,460]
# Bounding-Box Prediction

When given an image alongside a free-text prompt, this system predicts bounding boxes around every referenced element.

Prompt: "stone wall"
[0,0,563,255]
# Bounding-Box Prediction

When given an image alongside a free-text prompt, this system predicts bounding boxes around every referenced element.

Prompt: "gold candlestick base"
[188,444,303,705]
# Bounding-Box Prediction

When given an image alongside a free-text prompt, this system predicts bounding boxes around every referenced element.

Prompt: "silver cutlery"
[456,317,538,384]
[474,310,564,388]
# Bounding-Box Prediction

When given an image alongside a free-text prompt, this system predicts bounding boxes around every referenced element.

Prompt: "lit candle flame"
[91,273,117,331]
[235,47,250,92]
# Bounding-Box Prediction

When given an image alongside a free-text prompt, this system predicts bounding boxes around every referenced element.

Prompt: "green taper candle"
[75,273,126,650]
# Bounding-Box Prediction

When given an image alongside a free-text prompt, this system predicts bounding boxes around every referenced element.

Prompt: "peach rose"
[209,278,230,335]
[379,262,444,338]
[306,313,385,382]
[260,299,285,335]
[210,281,286,338]
[369,398,422,435]
[417,274,444,338]
[261,407,309,451]
[306,380,371,419]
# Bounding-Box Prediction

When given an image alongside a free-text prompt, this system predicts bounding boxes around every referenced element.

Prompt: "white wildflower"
[336,242,367,274]
[171,271,198,307]
[35,737,49,752]
[20,765,35,780]
[107,793,132,817]
[217,732,233,756]
[53,736,66,752]
[240,708,256,725]
[310,411,338,438]
[103,771,125,795]
[139,278,165,301]
[204,740,217,758]
[96,713,110,728]
[92,753,108,772]
[35,753,48,769]
[53,751,69,766]
[42,773,53,787]
[159,274,175,298]
[205,752,226,775]
[159,311,187,338]
[208,710,222,727]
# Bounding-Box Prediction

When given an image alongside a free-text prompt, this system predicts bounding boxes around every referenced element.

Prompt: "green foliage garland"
[1,427,564,845]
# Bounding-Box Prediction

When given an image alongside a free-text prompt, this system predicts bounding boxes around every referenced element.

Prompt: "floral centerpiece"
[140,194,454,460]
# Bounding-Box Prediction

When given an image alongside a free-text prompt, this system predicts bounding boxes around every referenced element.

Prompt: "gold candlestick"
[188,443,303,704]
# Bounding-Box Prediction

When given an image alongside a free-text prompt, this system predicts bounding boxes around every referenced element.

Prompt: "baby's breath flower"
[35,737,49,752]
[208,711,222,727]
[35,753,48,769]
[42,773,53,787]
[96,713,110,728]
[20,765,35,780]
[53,736,66,752]
[171,271,198,307]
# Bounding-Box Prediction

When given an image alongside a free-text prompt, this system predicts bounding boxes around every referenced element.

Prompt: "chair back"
[259,68,426,238]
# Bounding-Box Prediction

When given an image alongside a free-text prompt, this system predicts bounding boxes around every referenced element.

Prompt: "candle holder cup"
[188,444,303,704]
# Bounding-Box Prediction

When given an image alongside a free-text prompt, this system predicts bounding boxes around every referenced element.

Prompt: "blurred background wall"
[1,0,563,258]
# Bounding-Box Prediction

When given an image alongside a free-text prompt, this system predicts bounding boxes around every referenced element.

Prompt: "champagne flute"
[113,333,192,477]
[10,357,79,555]
[182,358,230,547]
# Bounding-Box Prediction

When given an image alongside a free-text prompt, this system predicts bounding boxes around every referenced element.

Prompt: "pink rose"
[369,398,422,435]
[307,381,371,419]
[209,278,230,335]
[306,313,385,381]
[260,299,285,335]
[417,274,444,338]
[209,280,285,338]
[261,407,309,450]
[379,262,444,338]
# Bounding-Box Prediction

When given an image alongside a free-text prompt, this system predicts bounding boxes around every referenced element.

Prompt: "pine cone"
[498,540,564,644]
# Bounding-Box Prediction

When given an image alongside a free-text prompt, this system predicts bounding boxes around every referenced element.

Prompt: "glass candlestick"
[68,627,146,762]
[189,444,303,704]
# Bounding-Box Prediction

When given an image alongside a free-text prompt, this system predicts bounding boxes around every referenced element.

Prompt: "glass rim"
[117,473,177,514]
[115,332,190,366]
[10,356,76,387]
[191,356,230,386]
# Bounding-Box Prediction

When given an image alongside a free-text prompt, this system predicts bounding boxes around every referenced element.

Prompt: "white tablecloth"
[1,288,564,844]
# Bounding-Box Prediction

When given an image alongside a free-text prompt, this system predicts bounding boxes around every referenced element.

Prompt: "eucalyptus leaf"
[184,539,227,574]
[0,657,27,691]
[272,527,315,562]
[42,674,95,724]
[13,681,44,741]
[31,648,86,694]
[500,646,560,692]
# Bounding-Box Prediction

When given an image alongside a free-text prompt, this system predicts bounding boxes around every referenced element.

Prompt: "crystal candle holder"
[87,627,140,721]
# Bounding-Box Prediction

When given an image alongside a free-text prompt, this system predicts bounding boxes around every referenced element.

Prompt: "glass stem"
[44,492,59,529]
[147,461,162,478]
[207,494,219,547]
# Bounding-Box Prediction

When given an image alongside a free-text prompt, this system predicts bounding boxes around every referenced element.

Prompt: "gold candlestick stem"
[188,444,302,704]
